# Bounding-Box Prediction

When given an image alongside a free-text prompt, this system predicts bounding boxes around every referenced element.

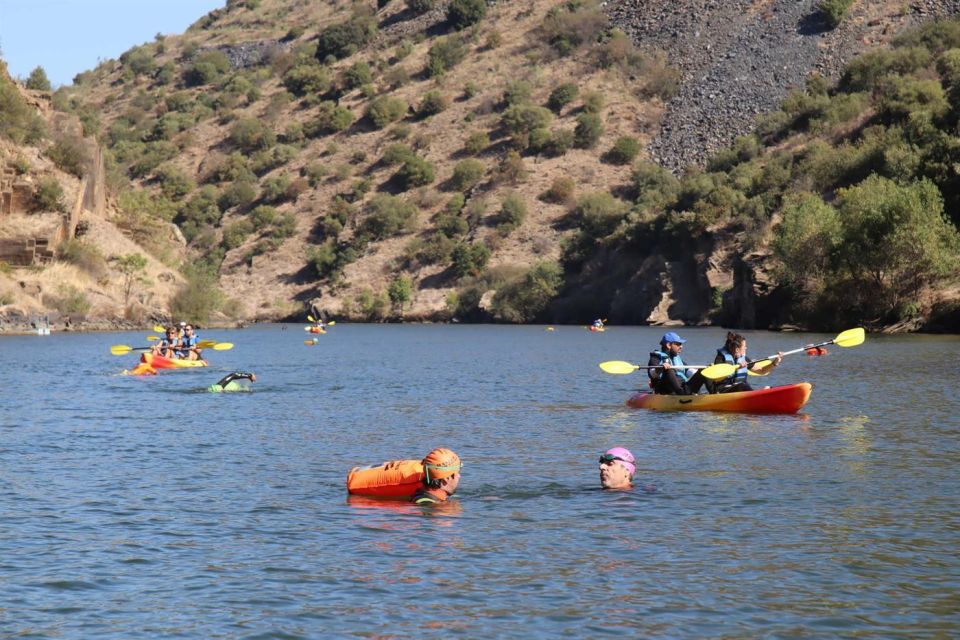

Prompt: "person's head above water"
[599,447,635,490]
[421,448,462,495]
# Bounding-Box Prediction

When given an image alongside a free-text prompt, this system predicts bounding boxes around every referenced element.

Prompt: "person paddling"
[153,326,181,359]
[647,331,707,395]
[176,324,203,361]
[710,332,781,393]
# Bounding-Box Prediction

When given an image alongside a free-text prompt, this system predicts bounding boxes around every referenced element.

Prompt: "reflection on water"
[0,325,957,637]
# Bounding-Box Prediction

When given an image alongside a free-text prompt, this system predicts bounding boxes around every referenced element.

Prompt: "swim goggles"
[423,462,462,482]
[599,454,627,464]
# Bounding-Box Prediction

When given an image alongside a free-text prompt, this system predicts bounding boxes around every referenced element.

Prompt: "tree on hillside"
[388,275,413,316]
[114,253,149,309]
[25,66,51,91]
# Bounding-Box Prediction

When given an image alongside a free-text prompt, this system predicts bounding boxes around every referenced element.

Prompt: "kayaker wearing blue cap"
[647,331,707,395]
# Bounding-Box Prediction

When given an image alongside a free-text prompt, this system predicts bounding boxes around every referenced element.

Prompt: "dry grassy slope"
[67,0,662,320]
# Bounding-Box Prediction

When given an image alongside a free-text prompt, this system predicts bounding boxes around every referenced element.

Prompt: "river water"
[1,324,957,638]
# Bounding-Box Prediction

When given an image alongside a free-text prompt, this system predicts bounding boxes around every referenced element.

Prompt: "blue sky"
[0,0,225,87]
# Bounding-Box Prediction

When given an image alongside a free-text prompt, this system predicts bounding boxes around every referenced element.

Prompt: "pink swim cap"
[601,447,636,477]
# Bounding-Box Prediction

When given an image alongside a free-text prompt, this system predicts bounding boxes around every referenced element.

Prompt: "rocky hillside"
[32,0,960,331]
[0,62,185,333]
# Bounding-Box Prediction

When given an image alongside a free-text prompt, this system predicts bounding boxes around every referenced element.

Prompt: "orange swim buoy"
[347,460,425,498]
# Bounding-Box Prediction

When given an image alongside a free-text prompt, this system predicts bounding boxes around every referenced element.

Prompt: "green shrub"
[34,177,65,212]
[25,66,51,91]
[315,14,378,61]
[540,2,608,57]
[498,192,527,231]
[283,64,331,96]
[463,131,489,155]
[380,144,414,166]
[463,81,480,99]
[706,135,760,172]
[437,211,469,238]
[359,194,418,240]
[250,204,278,230]
[841,47,932,92]
[406,0,436,14]
[208,152,255,184]
[395,156,436,190]
[581,90,605,113]
[170,263,225,323]
[450,159,485,191]
[184,50,231,86]
[218,180,257,210]
[271,212,298,239]
[539,176,575,204]
[365,96,409,128]
[574,112,603,148]
[46,134,87,178]
[0,66,46,144]
[447,0,486,30]
[426,35,468,77]
[120,46,157,77]
[417,91,449,118]
[502,104,553,135]
[177,185,222,241]
[251,144,298,176]
[536,128,575,156]
[451,241,491,277]
[57,239,107,277]
[547,83,578,112]
[155,164,196,200]
[819,0,854,28]
[11,155,29,174]
[54,286,92,315]
[605,136,641,164]
[222,219,255,250]
[306,101,355,136]
[503,80,533,107]
[353,288,389,321]
[342,61,374,89]
[229,118,276,152]
[491,261,563,322]
[260,174,292,203]
[496,151,529,184]
[574,191,629,238]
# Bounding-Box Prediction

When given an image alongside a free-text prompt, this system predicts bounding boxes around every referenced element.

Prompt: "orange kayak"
[627,383,812,414]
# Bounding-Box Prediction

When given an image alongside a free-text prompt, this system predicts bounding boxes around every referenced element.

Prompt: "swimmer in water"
[599,447,635,490]
[207,372,256,392]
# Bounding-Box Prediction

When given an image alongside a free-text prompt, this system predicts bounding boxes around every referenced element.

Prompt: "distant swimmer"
[347,448,462,504]
[599,447,635,490]
[207,372,256,393]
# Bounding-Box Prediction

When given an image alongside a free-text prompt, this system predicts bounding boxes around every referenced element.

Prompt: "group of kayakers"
[152,321,203,360]
[648,331,782,395]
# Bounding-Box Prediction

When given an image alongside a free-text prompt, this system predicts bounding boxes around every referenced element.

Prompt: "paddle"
[599,360,715,375]
[699,327,865,380]
[110,342,233,355]
[153,324,166,333]
[146,335,159,341]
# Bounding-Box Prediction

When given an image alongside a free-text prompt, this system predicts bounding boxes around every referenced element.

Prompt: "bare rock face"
[605,0,960,171]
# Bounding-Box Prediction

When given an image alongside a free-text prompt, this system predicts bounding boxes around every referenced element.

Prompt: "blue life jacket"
[176,334,199,357]
[717,348,748,385]
[650,350,689,382]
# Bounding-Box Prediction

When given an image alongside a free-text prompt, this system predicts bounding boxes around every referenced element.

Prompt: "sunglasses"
[599,454,627,465]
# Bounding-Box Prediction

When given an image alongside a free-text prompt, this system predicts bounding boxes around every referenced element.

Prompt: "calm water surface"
[1,325,958,638]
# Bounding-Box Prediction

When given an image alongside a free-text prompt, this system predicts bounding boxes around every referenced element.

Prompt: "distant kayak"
[140,353,208,369]
[627,383,812,414]
[307,327,326,334]
[589,326,605,332]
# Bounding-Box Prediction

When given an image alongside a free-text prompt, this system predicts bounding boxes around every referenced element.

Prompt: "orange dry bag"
[346,460,425,498]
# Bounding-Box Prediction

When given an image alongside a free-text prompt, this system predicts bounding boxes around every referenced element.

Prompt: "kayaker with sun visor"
[648,331,707,395]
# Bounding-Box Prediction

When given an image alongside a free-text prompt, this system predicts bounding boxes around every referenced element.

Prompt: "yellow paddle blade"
[327,320,336,326]
[146,335,159,341]
[751,359,773,370]
[304,326,311,331]
[110,345,133,355]
[835,327,865,347]
[307,315,316,323]
[153,324,166,333]
[700,363,738,380]
[747,368,770,377]
[196,340,216,348]
[211,342,234,351]
[598,360,640,374]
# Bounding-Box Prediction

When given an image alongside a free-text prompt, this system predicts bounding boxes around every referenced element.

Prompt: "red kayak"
[140,352,208,369]
[626,383,812,414]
